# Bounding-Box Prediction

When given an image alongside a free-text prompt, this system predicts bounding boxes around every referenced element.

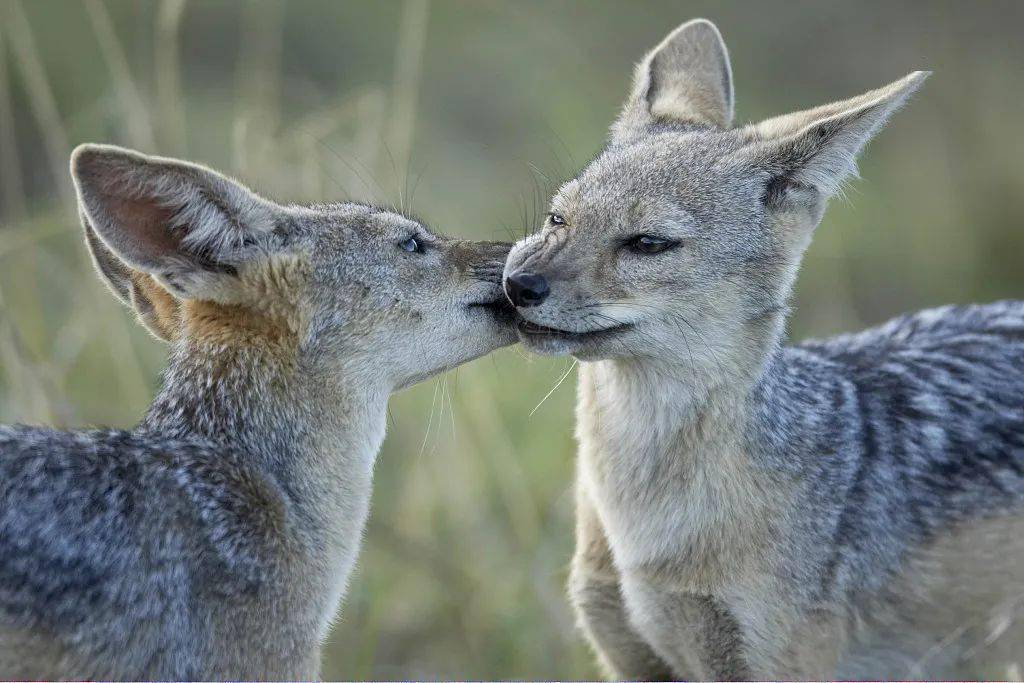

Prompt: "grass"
[1,1,1023,678]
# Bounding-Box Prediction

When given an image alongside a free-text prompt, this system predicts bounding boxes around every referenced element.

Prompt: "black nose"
[505,271,550,307]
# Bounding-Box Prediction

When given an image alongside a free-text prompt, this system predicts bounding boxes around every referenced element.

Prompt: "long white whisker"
[530,359,578,417]
[444,371,456,441]
[418,378,441,458]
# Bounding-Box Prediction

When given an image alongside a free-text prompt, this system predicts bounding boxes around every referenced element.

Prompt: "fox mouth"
[468,298,517,323]
[515,318,633,341]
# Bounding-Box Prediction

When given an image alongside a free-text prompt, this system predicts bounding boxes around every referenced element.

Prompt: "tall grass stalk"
[233,1,283,176]
[0,284,58,423]
[2,0,73,206]
[84,0,157,151]
[0,29,26,221]
[457,372,543,547]
[387,0,430,204]
[283,87,387,202]
[155,0,187,154]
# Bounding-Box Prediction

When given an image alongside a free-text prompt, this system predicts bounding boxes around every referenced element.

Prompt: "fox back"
[503,20,1024,679]
[0,145,513,679]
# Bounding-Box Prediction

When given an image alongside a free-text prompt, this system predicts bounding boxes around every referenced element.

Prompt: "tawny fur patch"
[183,300,298,349]
[129,271,182,341]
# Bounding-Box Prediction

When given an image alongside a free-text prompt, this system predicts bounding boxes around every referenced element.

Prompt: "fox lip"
[515,317,633,341]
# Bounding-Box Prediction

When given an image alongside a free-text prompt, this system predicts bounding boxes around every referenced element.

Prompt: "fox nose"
[505,271,550,307]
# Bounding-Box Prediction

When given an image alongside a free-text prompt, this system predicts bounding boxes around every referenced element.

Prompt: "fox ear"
[72,144,286,341]
[744,71,929,210]
[71,144,283,309]
[613,18,734,140]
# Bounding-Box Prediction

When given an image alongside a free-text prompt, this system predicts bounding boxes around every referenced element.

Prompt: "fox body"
[0,145,513,679]
[504,20,1024,680]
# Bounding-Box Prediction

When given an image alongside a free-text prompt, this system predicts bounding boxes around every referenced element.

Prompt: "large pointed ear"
[744,71,929,210]
[612,19,734,141]
[71,144,285,341]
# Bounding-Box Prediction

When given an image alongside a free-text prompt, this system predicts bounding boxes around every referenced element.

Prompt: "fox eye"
[398,236,423,253]
[628,235,678,255]
[548,213,566,226]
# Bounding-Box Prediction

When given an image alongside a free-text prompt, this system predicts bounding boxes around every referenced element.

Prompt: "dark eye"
[628,235,678,255]
[548,213,566,226]
[398,236,423,253]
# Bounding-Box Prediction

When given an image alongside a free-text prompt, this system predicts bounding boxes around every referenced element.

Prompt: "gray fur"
[615,18,735,137]
[0,144,514,680]
[505,20,1023,680]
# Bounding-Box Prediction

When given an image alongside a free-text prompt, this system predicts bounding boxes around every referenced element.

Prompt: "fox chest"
[577,404,757,592]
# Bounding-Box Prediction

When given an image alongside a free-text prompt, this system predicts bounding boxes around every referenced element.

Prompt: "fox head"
[71,144,514,392]
[504,19,927,379]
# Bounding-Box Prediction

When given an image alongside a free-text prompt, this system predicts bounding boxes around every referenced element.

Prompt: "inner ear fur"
[613,18,734,140]
[70,143,281,302]
[84,219,181,342]
[745,71,930,205]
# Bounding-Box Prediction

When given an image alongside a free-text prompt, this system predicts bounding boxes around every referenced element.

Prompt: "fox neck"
[577,311,787,576]
[140,311,388,622]
[606,306,786,418]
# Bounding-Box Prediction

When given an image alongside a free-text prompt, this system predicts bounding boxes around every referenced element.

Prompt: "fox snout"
[463,240,511,271]
[462,241,511,286]
[504,271,549,307]
[460,241,518,320]
[502,236,560,310]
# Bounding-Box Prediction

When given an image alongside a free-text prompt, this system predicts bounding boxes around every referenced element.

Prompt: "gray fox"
[0,144,514,680]
[503,19,1024,680]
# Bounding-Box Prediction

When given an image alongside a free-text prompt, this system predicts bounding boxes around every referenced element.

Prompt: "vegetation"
[1,1,1022,678]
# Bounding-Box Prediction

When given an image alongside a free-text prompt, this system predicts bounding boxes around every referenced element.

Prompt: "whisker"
[530,359,578,417]
[381,140,404,214]
[407,160,429,213]
[301,132,386,202]
[444,371,456,441]
[418,378,441,459]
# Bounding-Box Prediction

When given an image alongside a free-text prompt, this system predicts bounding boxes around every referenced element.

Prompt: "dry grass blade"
[283,87,388,202]
[352,90,387,201]
[155,0,187,154]
[387,0,430,181]
[0,283,59,423]
[0,220,69,258]
[84,0,156,151]
[233,0,283,175]
[2,0,73,206]
[0,29,26,221]
[456,370,543,546]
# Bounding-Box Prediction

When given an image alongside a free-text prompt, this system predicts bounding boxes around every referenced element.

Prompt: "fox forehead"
[296,202,426,243]
[589,130,739,182]
[553,133,754,235]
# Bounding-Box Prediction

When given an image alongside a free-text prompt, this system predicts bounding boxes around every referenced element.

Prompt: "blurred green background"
[1,0,1022,678]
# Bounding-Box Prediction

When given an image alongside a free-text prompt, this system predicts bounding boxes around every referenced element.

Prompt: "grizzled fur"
[504,19,1024,680]
[0,145,514,680]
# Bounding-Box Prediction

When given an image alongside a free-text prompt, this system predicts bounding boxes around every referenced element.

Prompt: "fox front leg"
[622,578,846,681]
[620,577,751,681]
[570,495,675,681]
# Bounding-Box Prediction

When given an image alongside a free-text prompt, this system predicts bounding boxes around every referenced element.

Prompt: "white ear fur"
[613,19,734,140]
[70,143,280,301]
[746,71,929,201]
